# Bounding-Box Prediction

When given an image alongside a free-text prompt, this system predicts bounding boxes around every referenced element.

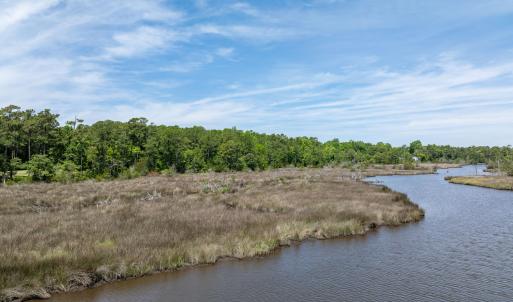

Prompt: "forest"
[1,105,512,183]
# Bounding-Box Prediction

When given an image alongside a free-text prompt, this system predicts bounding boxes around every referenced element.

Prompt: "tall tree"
[22,109,36,160]
[35,109,59,156]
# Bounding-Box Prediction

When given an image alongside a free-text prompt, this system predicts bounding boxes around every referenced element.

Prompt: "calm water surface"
[49,165,513,302]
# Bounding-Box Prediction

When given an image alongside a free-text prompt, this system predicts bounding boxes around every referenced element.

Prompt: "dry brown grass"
[362,163,460,176]
[0,167,424,302]
[446,175,513,190]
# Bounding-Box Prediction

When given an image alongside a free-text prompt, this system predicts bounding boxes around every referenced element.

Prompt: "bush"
[53,160,84,183]
[215,141,245,171]
[28,155,55,182]
[183,149,206,173]
[9,157,22,177]
[503,159,513,176]
[403,160,416,170]
[120,159,149,179]
[242,153,258,171]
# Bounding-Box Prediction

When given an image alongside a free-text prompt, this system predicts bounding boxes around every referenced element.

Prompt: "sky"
[1,0,513,146]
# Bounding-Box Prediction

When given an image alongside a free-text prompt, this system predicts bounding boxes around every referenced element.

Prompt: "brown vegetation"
[0,167,426,301]
[362,163,461,176]
[446,175,513,190]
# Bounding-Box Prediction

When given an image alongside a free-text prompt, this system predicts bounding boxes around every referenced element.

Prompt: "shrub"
[215,141,245,171]
[53,160,83,183]
[243,153,258,171]
[403,160,416,170]
[503,158,513,176]
[183,149,206,173]
[27,155,55,182]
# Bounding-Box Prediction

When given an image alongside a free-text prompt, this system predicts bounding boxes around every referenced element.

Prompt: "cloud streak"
[0,0,59,32]
[103,26,179,59]
[0,0,512,146]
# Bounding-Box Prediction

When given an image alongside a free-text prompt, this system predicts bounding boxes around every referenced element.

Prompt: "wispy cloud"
[192,23,301,42]
[103,26,179,59]
[230,2,261,17]
[0,0,303,108]
[0,0,59,32]
[215,47,234,58]
[164,56,513,145]
[1,0,513,146]
[0,0,189,109]
[161,48,234,73]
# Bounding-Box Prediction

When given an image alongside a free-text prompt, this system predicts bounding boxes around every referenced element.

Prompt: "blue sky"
[1,0,513,146]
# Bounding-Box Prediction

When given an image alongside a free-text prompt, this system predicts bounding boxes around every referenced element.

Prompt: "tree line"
[1,105,512,183]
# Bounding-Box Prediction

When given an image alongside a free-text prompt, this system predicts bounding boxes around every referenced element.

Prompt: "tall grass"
[0,167,424,301]
[446,176,513,190]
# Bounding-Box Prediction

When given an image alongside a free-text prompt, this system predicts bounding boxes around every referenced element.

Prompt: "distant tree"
[183,148,206,172]
[127,117,148,150]
[8,157,22,180]
[22,109,36,160]
[0,155,7,185]
[1,105,23,160]
[35,109,59,156]
[409,140,423,154]
[1,104,511,182]
[53,160,81,183]
[502,154,513,176]
[28,155,55,181]
[216,140,245,171]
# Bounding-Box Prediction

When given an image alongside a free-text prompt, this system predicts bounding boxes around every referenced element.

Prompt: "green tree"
[1,105,23,160]
[127,117,149,160]
[9,157,22,180]
[216,140,245,171]
[0,104,511,183]
[0,155,7,185]
[183,148,206,172]
[409,140,423,155]
[54,160,81,183]
[35,109,59,156]
[22,109,36,160]
[28,155,55,181]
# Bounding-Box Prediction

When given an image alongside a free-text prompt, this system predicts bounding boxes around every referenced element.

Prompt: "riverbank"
[0,166,429,302]
[363,163,461,176]
[446,175,513,190]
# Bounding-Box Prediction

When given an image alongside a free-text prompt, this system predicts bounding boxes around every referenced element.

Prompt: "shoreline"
[33,209,422,302]
[0,165,443,302]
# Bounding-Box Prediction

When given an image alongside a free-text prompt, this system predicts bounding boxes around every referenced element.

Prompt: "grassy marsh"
[0,167,425,301]
[446,175,513,191]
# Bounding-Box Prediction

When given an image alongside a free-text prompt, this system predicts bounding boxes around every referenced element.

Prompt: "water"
[48,165,513,302]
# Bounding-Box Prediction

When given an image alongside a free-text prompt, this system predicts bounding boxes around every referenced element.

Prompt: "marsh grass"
[0,167,424,301]
[446,176,513,190]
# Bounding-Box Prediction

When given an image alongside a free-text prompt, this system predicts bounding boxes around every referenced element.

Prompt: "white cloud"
[83,100,252,128]
[0,0,187,112]
[161,54,214,73]
[161,48,235,73]
[193,24,300,42]
[158,56,513,145]
[1,0,513,146]
[215,47,234,58]
[191,74,343,105]
[0,0,59,32]
[230,2,260,17]
[103,26,178,59]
